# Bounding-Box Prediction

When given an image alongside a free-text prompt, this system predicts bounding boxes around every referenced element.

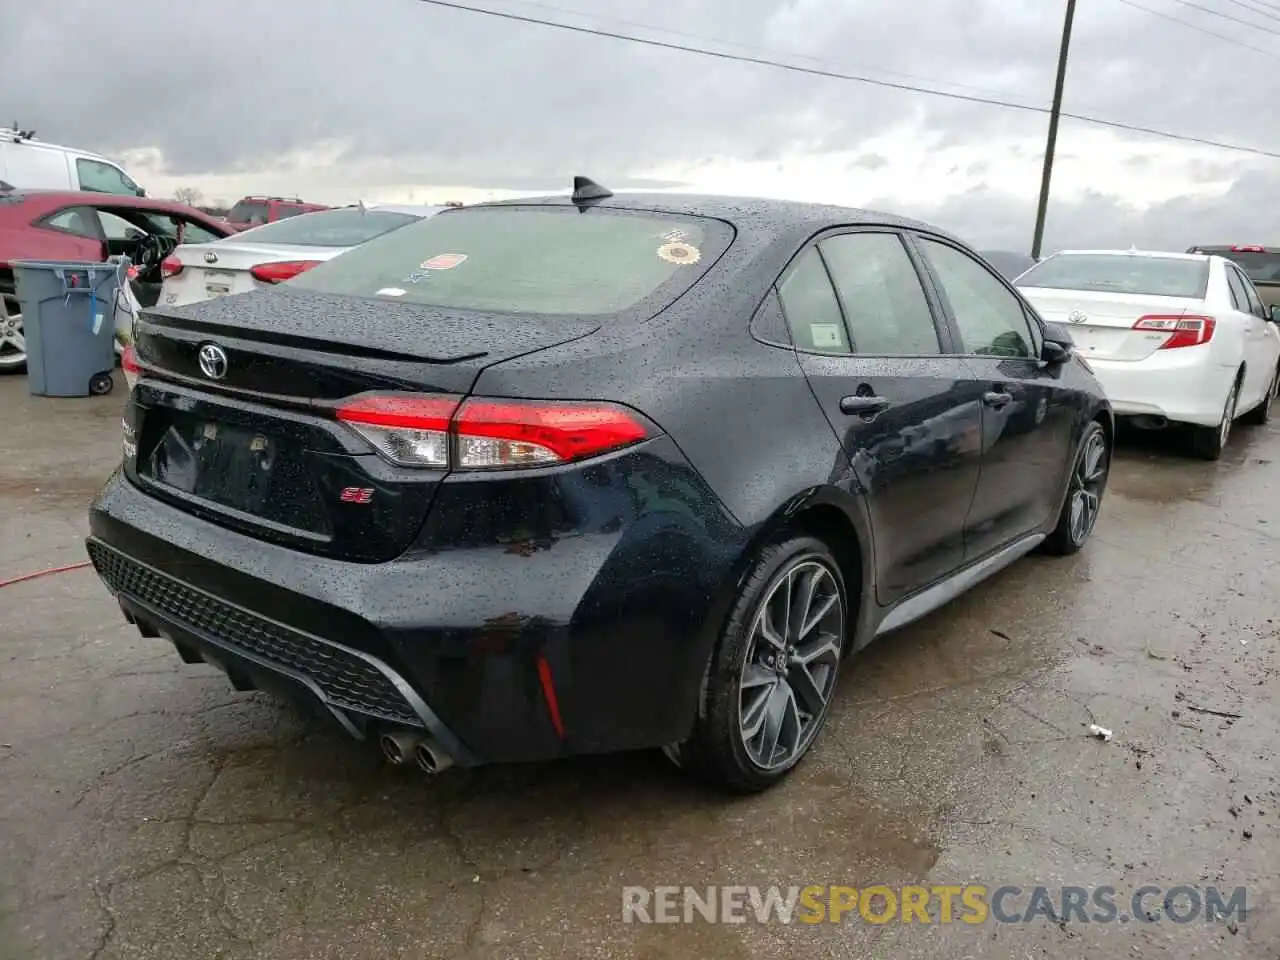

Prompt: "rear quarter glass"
[284,205,735,319]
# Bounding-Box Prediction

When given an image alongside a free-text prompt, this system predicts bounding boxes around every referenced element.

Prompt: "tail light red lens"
[250,260,322,284]
[335,393,653,469]
[120,344,141,374]
[160,255,183,278]
[1132,315,1215,349]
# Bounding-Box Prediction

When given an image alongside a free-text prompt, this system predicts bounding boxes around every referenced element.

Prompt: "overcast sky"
[5,0,1280,252]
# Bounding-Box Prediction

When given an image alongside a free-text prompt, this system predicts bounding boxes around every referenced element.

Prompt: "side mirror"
[1041,339,1071,365]
[1269,304,1280,323]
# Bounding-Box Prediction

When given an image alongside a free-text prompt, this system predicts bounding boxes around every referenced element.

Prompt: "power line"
[1167,0,1280,32]
[1218,0,1280,23]
[1115,0,1280,60]
[498,0,1040,106]
[417,0,1280,161]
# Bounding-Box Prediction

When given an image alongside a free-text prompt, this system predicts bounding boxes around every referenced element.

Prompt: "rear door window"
[818,232,942,355]
[1225,267,1249,312]
[287,206,733,318]
[1235,267,1266,317]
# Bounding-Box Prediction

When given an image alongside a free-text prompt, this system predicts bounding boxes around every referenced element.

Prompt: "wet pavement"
[1,370,1277,959]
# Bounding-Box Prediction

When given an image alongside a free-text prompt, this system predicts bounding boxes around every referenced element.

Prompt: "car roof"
[0,132,112,161]
[1051,248,1209,261]
[1187,243,1278,252]
[480,191,965,244]
[0,188,201,213]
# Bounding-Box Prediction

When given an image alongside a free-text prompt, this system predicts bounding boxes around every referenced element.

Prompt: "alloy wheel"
[738,559,843,771]
[1219,382,1239,450]
[0,304,24,369]
[1068,429,1108,545]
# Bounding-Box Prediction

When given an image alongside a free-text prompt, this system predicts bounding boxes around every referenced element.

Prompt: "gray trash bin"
[10,259,123,397]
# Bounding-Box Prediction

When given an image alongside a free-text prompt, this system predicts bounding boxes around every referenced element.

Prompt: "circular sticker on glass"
[657,241,701,265]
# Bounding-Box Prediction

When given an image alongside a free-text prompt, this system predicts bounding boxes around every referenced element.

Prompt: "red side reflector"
[121,344,140,374]
[536,654,566,740]
[1133,315,1216,349]
[250,260,322,284]
[160,255,183,278]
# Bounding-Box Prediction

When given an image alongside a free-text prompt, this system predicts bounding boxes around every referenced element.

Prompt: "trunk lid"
[128,288,599,561]
[161,241,346,307]
[1020,288,1203,361]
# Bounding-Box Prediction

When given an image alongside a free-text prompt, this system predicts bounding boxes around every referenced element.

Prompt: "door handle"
[983,391,1013,409]
[839,394,890,417]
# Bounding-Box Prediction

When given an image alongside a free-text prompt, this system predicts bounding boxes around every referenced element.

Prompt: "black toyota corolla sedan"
[88,178,1112,792]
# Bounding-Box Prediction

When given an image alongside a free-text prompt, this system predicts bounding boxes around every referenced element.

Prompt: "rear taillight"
[1132,315,1215,349]
[121,344,140,374]
[250,260,321,284]
[160,255,183,278]
[335,393,653,470]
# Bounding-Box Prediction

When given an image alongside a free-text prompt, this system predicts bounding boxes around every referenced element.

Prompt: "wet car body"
[87,188,1111,786]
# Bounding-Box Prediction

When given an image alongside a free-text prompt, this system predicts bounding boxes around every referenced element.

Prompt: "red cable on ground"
[0,560,93,589]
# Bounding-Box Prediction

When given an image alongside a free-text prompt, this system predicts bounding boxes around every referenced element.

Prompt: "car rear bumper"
[1085,350,1235,427]
[86,441,746,765]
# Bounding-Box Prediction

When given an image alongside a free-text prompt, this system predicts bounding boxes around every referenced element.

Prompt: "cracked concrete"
[1,372,1278,958]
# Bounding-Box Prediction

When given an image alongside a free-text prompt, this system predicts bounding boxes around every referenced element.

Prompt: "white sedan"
[156,202,447,308]
[1017,249,1280,460]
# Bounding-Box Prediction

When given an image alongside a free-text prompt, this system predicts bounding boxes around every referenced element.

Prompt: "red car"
[0,188,233,371]
[224,196,328,232]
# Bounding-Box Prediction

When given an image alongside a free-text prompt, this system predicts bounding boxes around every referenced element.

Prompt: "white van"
[0,129,145,196]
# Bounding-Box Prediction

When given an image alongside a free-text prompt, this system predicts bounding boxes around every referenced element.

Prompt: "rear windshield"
[229,208,420,247]
[1194,249,1280,284]
[1017,254,1209,298]
[227,200,269,225]
[286,205,733,317]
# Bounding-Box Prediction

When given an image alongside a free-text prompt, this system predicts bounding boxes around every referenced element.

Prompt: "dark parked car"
[1185,244,1280,308]
[979,250,1038,281]
[87,179,1113,792]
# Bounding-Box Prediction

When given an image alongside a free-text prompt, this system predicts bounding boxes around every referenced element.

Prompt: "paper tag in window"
[810,323,843,349]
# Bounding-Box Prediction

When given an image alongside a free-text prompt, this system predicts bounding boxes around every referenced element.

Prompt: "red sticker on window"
[421,253,467,270]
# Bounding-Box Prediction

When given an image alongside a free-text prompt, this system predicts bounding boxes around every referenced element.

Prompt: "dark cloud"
[2,0,1278,200]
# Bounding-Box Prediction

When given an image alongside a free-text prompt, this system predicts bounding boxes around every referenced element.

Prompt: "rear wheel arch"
[732,488,871,655]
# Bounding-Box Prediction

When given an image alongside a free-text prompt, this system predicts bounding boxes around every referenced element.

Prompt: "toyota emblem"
[197,343,228,380]
[1067,310,1088,324]
[203,252,218,264]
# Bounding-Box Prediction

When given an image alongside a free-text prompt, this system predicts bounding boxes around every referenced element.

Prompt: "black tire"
[89,372,114,396]
[669,534,849,793]
[1240,367,1278,426]
[1189,376,1240,460]
[1042,420,1109,556]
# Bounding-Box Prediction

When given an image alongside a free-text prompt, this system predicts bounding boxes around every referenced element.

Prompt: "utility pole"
[1031,0,1078,260]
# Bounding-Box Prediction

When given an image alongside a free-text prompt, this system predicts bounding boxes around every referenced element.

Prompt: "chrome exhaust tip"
[414,739,454,774]
[379,730,420,766]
